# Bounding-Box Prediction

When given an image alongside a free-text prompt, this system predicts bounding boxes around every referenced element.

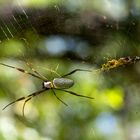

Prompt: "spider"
[0,62,94,116]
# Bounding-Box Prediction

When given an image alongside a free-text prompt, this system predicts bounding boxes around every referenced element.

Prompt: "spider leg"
[22,97,32,117]
[26,62,48,81]
[2,89,47,111]
[0,63,44,80]
[55,89,94,99]
[51,88,68,106]
[61,69,92,77]
[2,97,26,110]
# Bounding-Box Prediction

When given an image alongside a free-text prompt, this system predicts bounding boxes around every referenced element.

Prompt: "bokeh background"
[0,0,140,140]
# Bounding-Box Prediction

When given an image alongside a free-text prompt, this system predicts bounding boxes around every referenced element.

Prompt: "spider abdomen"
[53,78,74,89]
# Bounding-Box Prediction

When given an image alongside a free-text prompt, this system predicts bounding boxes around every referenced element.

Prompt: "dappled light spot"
[105,88,124,110]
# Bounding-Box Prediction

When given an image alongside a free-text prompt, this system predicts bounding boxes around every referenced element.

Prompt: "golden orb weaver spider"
[0,62,94,116]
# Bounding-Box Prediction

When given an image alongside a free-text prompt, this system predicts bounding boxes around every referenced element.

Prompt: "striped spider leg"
[2,89,47,117]
[0,62,48,116]
[61,69,92,77]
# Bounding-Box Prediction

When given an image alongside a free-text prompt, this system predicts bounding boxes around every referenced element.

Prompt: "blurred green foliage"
[0,0,140,140]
